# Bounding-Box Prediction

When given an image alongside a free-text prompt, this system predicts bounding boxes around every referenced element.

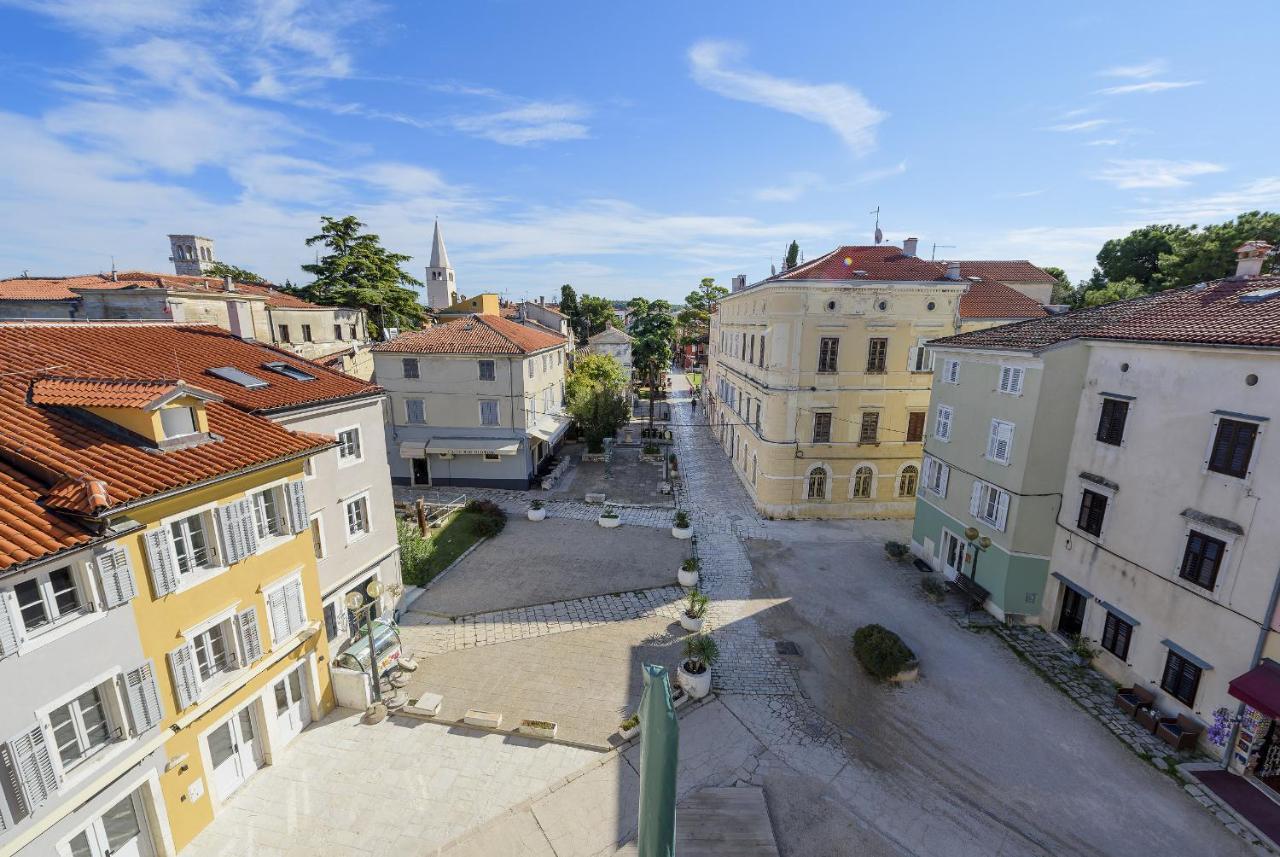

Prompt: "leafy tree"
[559,284,580,341]
[1096,224,1189,288]
[565,353,630,452]
[785,240,800,270]
[293,215,425,336]
[631,300,677,435]
[205,261,267,284]
[1152,211,1280,290]
[577,295,616,343]
[676,277,729,346]
[1082,278,1144,307]
[1040,266,1076,306]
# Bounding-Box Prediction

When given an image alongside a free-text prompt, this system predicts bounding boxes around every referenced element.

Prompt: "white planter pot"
[527,508,546,521]
[598,516,621,528]
[677,568,699,588]
[619,723,640,740]
[520,719,557,739]
[671,525,693,540]
[680,613,705,633]
[678,661,712,699]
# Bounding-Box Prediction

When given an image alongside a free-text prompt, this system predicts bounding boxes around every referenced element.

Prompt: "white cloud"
[1092,159,1225,189]
[449,102,590,146]
[754,172,822,202]
[1084,138,1123,147]
[855,160,907,184]
[1049,118,1111,132]
[1097,80,1200,96]
[997,224,1137,282]
[1133,177,1280,222]
[1099,60,1166,79]
[0,0,199,36]
[688,39,885,155]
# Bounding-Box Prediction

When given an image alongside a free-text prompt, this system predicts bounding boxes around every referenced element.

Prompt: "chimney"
[1235,241,1273,279]
[732,274,747,292]
[539,295,545,305]
[224,275,236,293]
[945,261,962,281]
[902,237,918,258]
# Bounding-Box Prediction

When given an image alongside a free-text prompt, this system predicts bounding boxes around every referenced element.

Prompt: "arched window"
[898,464,919,497]
[806,467,828,500]
[853,466,874,498]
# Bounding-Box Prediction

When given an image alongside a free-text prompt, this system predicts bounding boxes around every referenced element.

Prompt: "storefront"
[1226,659,1280,793]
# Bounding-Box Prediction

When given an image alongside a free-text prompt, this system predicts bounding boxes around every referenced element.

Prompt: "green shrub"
[587,438,604,453]
[466,499,504,518]
[684,589,709,619]
[673,510,690,529]
[921,578,947,600]
[682,634,720,673]
[472,514,505,537]
[884,540,911,562]
[852,624,916,681]
[681,557,700,572]
[620,713,639,731]
[643,443,660,454]
[397,519,433,586]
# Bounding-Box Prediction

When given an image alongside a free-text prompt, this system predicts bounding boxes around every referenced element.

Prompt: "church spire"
[425,219,457,309]
[429,218,451,270]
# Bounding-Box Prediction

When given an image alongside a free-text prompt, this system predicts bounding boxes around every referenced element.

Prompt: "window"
[859,411,879,444]
[1207,418,1258,479]
[334,324,343,341]
[935,405,953,441]
[337,427,362,462]
[907,411,926,443]
[483,452,501,461]
[898,465,918,497]
[866,338,888,373]
[277,324,291,343]
[923,456,949,496]
[478,360,496,381]
[192,622,233,683]
[909,339,931,372]
[817,337,840,373]
[345,494,371,540]
[349,324,358,340]
[402,358,420,379]
[748,335,755,364]
[812,412,832,444]
[301,324,313,342]
[971,481,1010,531]
[852,466,873,498]
[169,512,217,576]
[1101,612,1132,660]
[987,419,1014,465]
[557,350,563,366]
[208,366,268,389]
[49,685,113,770]
[528,360,535,379]
[1077,490,1108,536]
[323,602,340,641]
[997,365,1024,395]
[943,359,960,384]
[479,399,500,426]
[1096,398,1129,446]
[758,335,766,367]
[1160,649,1202,706]
[405,399,426,424]
[159,407,197,439]
[13,566,85,633]
[806,468,828,500]
[309,513,326,560]
[250,487,287,541]
[1179,530,1226,590]
[263,362,315,381]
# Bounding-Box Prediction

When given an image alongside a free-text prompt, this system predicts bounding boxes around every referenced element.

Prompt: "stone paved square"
[543,442,675,507]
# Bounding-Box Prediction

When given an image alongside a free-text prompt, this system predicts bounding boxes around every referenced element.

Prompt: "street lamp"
[344,578,402,712]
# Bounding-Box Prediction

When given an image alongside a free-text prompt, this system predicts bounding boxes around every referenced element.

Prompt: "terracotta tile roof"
[931,276,1280,352]
[29,377,220,409]
[0,272,324,309]
[373,314,565,355]
[773,245,1057,284]
[0,462,96,571]
[958,281,1049,320]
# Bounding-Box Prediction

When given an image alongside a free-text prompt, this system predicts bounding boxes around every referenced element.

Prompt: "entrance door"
[940,531,963,580]
[1057,587,1087,637]
[66,790,155,857]
[411,457,430,487]
[208,707,261,801]
[272,663,311,748]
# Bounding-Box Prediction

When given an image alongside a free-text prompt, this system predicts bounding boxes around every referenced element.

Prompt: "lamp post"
[962,527,991,582]
[343,580,403,714]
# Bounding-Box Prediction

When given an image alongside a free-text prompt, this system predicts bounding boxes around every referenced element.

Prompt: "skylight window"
[263,362,315,381]
[1240,287,1280,304]
[207,366,269,389]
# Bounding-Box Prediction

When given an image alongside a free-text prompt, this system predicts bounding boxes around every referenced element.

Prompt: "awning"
[398,441,427,459]
[528,415,572,444]
[424,437,521,456]
[1229,659,1280,718]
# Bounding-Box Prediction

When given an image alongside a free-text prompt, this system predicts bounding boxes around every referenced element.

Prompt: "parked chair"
[1114,685,1156,717]
[1156,714,1204,751]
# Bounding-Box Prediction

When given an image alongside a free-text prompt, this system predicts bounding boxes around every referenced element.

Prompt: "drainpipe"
[1222,564,1280,770]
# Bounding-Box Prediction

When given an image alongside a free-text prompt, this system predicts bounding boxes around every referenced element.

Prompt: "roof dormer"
[29,376,222,449]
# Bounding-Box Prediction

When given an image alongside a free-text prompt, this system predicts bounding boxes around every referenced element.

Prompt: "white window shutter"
[167,644,199,711]
[236,498,259,557]
[123,661,163,734]
[284,579,307,635]
[268,587,291,644]
[238,607,264,663]
[216,504,243,565]
[995,491,1010,532]
[939,464,950,497]
[286,481,309,534]
[908,346,919,371]
[999,366,1012,393]
[0,591,21,657]
[3,724,58,816]
[1010,367,1024,394]
[143,528,179,596]
[987,421,1000,459]
[94,546,137,608]
[969,481,983,516]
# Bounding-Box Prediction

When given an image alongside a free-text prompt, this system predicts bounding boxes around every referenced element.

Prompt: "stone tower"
[425,220,457,309]
[168,234,216,277]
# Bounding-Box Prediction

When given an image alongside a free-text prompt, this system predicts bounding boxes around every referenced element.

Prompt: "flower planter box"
[671,525,693,540]
[520,719,558,739]
[463,709,502,729]
[619,722,640,741]
[527,508,547,521]
[598,516,621,528]
[678,661,712,699]
[677,568,699,587]
[640,454,664,464]
[583,452,609,463]
[671,686,689,709]
[680,613,705,633]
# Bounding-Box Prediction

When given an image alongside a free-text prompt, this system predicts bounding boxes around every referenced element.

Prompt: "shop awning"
[424,437,521,456]
[1228,659,1280,718]
[398,441,427,459]
[528,415,572,444]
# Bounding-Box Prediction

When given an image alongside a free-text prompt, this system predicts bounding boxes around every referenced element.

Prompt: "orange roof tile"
[772,246,1057,285]
[0,462,95,571]
[957,281,1049,320]
[29,377,220,409]
[0,272,324,310]
[373,314,565,355]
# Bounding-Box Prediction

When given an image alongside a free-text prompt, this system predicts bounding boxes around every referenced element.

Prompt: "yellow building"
[435,292,502,318]
[705,241,1053,519]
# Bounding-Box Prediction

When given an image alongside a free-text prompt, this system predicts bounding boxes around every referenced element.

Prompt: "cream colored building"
[704,241,1053,519]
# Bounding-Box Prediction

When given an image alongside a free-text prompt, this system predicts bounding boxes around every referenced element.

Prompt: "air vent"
[207,366,269,389]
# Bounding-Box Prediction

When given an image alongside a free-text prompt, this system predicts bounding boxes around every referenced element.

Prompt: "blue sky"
[1,1,1277,302]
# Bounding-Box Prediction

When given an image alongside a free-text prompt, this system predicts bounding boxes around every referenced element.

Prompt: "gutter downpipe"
[1223,564,1280,770]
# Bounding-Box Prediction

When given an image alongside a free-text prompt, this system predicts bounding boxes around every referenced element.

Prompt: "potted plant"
[619,713,640,740]
[921,577,947,603]
[681,589,709,632]
[1069,634,1098,667]
[527,499,546,522]
[678,557,700,588]
[671,509,693,539]
[678,634,719,699]
[884,540,911,563]
[598,505,621,528]
[852,624,919,683]
[520,718,557,739]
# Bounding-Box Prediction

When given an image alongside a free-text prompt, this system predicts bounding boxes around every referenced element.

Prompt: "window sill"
[175,564,232,594]
[337,457,365,469]
[56,735,132,793]
[346,530,372,546]
[18,607,102,655]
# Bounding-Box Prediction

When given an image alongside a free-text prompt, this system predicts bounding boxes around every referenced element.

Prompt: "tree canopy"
[205,261,267,285]
[290,215,425,335]
[631,300,677,432]
[785,241,800,269]
[676,277,728,346]
[564,353,630,451]
[577,295,616,343]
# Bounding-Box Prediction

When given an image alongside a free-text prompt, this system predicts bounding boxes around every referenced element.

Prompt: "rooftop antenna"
[931,243,956,261]
[870,206,883,245]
